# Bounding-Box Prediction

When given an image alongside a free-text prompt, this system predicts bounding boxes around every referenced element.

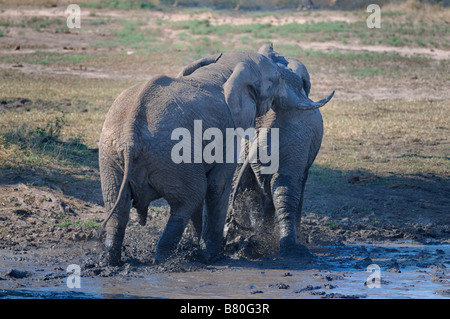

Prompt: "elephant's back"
[143,76,232,132]
[100,81,150,152]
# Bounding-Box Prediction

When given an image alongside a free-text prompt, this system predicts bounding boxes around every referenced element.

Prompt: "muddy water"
[1,242,449,299]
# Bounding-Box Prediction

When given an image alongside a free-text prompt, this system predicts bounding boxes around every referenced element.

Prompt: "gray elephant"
[230,45,334,257]
[98,47,333,266]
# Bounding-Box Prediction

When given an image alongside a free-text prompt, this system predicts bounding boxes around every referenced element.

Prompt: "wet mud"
[0,233,449,299]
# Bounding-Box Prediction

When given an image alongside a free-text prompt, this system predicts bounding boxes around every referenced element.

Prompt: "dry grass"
[318,99,449,176]
[384,0,450,21]
[0,71,134,179]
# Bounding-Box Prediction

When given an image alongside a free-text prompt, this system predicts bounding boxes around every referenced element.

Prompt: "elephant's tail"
[97,146,132,239]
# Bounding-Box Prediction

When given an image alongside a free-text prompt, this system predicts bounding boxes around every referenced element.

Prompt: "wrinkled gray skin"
[99,46,333,266]
[230,46,334,258]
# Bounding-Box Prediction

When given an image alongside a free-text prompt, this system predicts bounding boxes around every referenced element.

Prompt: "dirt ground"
[0,4,449,299]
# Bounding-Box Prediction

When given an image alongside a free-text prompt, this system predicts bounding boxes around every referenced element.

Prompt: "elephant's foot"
[153,215,186,264]
[152,246,174,264]
[279,237,315,261]
[152,253,166,264]
[196,249,225,264]
[104,240,123,266]
[196,238,224,264]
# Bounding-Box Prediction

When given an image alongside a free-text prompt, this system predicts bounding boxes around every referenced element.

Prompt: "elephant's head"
[183,46,332,132]
[257,43,334,112]
[223,54,282,131]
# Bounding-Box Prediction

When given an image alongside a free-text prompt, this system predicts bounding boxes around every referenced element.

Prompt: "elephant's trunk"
[228,148,255,232]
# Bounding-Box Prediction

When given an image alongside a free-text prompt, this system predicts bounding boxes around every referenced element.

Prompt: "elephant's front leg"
[271,175,305,255]
[271,175,313,259]
[201,164,235,262]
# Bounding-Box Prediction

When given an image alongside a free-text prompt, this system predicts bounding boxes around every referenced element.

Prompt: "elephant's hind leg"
[100,159,132,266]
[153,172,207,264]
[154,201,204,264]
[202,164,236,262]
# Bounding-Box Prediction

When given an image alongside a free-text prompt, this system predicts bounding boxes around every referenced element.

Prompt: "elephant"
[229,45,334,258]
[98,46,334,266]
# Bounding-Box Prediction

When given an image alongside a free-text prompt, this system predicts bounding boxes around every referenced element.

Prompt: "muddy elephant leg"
[104,203,131,266]
[292,174,314,259]
[202,164,235,262]
[100,159,132,266]
[271,174,302,255]
[154,199,205,263]
[153,207,187,263]
[153,173,207,264]
[295,170,308,238]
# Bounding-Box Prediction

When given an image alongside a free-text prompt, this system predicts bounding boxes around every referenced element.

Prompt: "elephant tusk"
[295,90,335,110]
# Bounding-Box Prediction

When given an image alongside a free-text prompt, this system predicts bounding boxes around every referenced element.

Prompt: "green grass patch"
[57,218,101,229]
[15,16,66,31]
[0,50,104,67]
[0,112,99,171]
[90,18,108,25]
[93,19,160,49]
[166,19,352,40]
[352,67,385,77]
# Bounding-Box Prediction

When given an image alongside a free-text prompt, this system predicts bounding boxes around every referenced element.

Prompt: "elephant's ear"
[257,43,274,57]
[258,43,288,66]
[223,61,260,131]
[286,57,311,97]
